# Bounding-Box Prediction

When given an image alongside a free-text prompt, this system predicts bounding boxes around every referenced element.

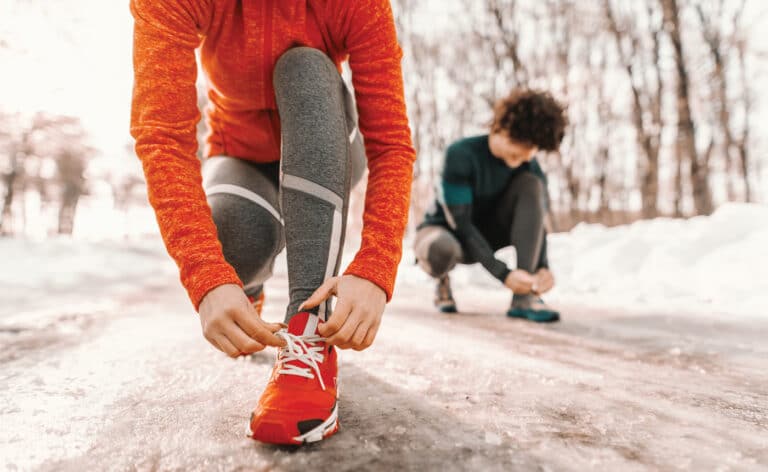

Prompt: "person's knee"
[209,194,284,278]
[515,172,545,200]
[274,47,339,93]
[420,237,461,277]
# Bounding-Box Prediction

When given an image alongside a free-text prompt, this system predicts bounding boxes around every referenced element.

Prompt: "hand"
[534,268,555,295]
[300,275,386,351]
[504,269,536,294]
[198,284,286,358]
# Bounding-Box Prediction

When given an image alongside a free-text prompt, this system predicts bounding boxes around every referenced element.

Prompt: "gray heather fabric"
[414,170,546,307]
[203,159,283,301]
[203,47,365,323]
[495,172,545,308]
[413,225,463,278]
[275,47,366,321]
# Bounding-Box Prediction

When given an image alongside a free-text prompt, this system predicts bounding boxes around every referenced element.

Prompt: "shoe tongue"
[287,312,320,337]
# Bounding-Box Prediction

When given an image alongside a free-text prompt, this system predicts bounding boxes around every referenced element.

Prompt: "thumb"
[298,276,339,311]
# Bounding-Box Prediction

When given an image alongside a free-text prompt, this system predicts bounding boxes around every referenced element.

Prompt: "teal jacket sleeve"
[439,143,511,282]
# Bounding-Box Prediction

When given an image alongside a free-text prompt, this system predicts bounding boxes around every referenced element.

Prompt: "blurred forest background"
[0,0,766,238]
[396,0,766,231]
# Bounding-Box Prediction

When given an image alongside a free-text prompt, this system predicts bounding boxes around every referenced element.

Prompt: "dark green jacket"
[419,135,549,282]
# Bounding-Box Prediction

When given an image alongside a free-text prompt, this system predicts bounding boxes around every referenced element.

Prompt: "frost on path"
[1,243,767,471]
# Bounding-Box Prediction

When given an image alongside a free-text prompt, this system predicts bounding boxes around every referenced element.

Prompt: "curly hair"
[491,89,567,152]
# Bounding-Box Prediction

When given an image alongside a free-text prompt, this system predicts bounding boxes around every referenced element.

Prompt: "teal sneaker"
[507,298,560,323]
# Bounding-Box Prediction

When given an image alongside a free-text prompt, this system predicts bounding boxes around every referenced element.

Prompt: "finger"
[252,323,287,347]
[541,274,553,290]
[234,309,286,346]
[520,273,536,284]
[299,277,339,311]
[361,319,381,349]
[350,322,370,351]
[318,298,353,337]
[266,322,288,332]
[204,332,225,353]
[225,322,266,355]
[327,309,364,347]
[213,334,240,358]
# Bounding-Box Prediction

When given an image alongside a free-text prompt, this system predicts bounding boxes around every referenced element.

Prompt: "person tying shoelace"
[130,0,415,445]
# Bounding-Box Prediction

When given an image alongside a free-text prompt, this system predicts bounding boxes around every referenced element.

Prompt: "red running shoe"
[248,312,339,445]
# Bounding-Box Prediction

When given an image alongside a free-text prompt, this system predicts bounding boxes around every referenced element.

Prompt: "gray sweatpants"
[413,171,546,307]
[202,48,366,323]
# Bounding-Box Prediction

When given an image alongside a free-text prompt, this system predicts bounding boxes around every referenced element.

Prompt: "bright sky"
[0,0,133,154]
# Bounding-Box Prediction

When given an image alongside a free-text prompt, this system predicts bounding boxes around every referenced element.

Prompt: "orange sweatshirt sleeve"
[333,0,417,301]
[130,0,242,310]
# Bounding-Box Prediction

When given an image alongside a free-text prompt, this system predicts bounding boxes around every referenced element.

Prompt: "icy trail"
[3,203,768,471]
[2,247,767,471]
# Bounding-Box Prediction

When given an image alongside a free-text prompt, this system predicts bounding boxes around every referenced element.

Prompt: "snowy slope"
[398,203,768,318]
[2,203,766,325]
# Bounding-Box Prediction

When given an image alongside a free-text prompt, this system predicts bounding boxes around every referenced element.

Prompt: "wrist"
[344,263,393,302]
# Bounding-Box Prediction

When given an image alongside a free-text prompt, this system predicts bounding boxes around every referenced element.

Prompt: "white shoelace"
[275,330,327,390]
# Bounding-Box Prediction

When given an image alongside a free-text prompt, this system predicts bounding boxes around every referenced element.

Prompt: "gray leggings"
[202,48,365,322]
[414,171,546,303]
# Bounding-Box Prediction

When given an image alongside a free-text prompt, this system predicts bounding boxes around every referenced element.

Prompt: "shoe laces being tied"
[275,330,327,390]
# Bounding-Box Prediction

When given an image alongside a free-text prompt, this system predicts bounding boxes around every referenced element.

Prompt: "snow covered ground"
[400,202,768,319]
[1,205,767,470]
[2,236,175,330]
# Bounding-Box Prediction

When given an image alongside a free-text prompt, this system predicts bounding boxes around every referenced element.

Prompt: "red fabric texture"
[130,0,415,309]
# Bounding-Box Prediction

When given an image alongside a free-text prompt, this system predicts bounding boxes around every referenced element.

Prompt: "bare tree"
[0,112,95,235]
[0,113,55,235]
[604,0,664,218]
[662,0,714,215]
[734,23,753,202]
[55,148,88,235]
[394,0,765,227]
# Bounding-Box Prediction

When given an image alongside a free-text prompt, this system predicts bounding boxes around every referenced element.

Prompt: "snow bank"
[3,203,766,323]
[546,203,768,317]
[399,203,768,318]
[1,237,176,322]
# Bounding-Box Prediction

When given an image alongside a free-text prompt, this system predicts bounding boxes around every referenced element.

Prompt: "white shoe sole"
[292,401,339,443]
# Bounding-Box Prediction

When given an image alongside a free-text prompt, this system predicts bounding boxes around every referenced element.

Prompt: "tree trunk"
[662,0,713,215]
[696,3,738,202]
[0,154,18,235]
[57,186,81,235]
[604,0,661,219]
[736,33,752,202]
[673,145,684,217]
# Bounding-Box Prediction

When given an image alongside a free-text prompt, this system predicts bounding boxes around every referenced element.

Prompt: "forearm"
[341,0,416,301]
[131,0,239,309]
[445,204,510,282]
[137,142,242,308]
[344,152,414,301]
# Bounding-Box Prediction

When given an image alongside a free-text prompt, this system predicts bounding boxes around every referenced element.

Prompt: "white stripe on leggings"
[204,184,283,224]
[281,174,344,322]
[282,174,344,209]
[319,208,343,320]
